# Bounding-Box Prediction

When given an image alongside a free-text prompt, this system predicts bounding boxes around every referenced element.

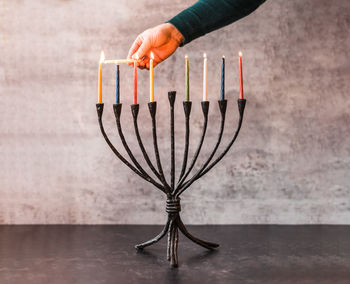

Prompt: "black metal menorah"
[96,91,246,267]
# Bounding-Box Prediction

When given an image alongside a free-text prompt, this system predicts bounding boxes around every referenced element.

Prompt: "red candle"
[238,51,244,99]
[133,61,137,104]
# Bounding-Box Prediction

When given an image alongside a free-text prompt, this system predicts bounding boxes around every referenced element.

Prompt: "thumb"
[133,38,152,60]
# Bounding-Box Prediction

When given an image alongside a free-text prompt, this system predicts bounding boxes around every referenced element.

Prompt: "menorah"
[96,91,246,267]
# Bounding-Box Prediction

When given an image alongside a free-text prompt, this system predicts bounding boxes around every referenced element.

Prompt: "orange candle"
[98,51,105,103]
[133,61,137,104]
[238,51,244,99]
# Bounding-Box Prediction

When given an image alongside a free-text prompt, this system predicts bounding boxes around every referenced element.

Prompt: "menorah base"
[135,199,219,267]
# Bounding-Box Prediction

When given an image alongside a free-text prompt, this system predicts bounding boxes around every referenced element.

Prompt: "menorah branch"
[175,100,227,196]
[96,103,166,193]
[113,104,165,190]
[178,101,192,183]
[194,99,246,179]
[131,104,170,190]
[177,101,209,189]
[148,102,171,194]
[175,99,246,198]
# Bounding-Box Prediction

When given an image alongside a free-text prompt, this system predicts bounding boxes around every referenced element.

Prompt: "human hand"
[127,23,184,69]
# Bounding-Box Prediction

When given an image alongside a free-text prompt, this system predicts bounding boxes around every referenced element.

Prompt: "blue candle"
[116,64,120,104]
[220,56,225,100]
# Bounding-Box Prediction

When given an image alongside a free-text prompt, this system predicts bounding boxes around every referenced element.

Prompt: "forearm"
[168,0,266,45]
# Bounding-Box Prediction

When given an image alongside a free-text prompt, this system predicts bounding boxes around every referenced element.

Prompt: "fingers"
[138,55,149,70]
[133,37,151,61]
[127,35,142,66]
[128,35,143,59]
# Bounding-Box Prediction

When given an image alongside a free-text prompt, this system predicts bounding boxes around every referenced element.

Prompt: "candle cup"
[96,103,104,119]
[113,103,122,120]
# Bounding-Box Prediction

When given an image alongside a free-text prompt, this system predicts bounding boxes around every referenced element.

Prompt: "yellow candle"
[185,55,189,101]
[202,53,207,101]
[150,52,154,102]
[98,51,105,103]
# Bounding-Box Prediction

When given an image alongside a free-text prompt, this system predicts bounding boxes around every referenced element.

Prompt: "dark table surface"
[0,225,349,284]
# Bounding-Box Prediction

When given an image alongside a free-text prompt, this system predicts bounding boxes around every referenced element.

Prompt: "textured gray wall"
[0,0,349,224]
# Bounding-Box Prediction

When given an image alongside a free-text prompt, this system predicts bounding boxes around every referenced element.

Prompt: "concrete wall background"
[0,0,349,224]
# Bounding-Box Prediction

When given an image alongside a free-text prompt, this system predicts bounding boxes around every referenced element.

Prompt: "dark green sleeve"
[168,0,266,45]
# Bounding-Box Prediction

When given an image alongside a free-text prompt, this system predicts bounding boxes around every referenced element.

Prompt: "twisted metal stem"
[135,197,217,267]
[169,92,176,191]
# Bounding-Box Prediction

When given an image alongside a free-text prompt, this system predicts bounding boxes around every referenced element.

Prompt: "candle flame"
[100,51,105,63]
[150,52,154,60]
[203,53,207,58]
[185,54,188,59]
[238,51,243,57]
[222,55,225,58]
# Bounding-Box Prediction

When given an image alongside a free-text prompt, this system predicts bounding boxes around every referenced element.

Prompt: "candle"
[238,51,244,99]
[116,65,120,104]
[150,52,154,102]
[203,53,207,101]
[98,51,105,103]
[221,55,225,100]
[104,59,137,64]
[185,55,189,101]
[133,61,137,104]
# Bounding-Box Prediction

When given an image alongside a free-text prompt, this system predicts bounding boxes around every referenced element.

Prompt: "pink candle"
[238,51,244,99]
[133,61,137,104]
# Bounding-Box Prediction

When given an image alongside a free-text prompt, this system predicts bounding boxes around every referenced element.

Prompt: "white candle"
[203,53,207,101]
[104,59,137,64]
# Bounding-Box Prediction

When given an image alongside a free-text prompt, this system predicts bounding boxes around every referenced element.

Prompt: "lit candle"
[203,53,207,101]
[116,65,120,104]
[133,61,137,104]
[221,55,225,100]
[150,52,154,102]
[98,51,105,103]
[185,55,189,101]
[104,59,137,64]
[238,51,244,99]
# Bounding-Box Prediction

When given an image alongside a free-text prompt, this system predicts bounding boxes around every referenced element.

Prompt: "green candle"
[185,55,189,101]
